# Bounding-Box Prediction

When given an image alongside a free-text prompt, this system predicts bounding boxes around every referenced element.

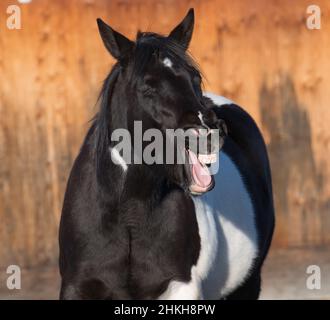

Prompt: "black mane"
[94,63,121,187]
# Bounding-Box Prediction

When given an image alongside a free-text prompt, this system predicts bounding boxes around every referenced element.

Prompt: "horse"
[59,8,275,300]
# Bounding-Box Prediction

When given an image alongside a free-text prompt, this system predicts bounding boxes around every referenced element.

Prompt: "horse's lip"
[185,149,215,195]
[189,176,215,195]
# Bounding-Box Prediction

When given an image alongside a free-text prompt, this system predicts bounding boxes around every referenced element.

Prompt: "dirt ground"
[261,247,330,299]
[0,247,329,300]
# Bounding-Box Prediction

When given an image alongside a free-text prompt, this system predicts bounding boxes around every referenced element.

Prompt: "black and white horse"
[59,9,274,300]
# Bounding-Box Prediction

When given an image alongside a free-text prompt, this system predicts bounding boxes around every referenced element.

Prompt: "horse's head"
[96,9,227,195]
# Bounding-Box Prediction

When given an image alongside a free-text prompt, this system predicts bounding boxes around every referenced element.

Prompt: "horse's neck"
[96,165,166,224]
[122,165,167,201]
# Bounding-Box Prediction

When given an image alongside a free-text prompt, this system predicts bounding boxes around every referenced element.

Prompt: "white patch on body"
[110,147,128,172]
[203,92,234,106]
[159,152,257,300]
[194,93,256,298]
[163,57,173,68]
[192,151,258,298]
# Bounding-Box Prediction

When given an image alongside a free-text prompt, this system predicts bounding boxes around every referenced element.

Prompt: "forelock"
[129,32,202,82]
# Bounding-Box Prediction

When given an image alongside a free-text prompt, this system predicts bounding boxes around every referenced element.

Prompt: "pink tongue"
[188,150,212,188]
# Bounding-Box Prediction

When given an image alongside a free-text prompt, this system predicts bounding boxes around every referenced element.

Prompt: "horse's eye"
[140,75,157,96]
[143,75,157,86]
[140,84,156,96]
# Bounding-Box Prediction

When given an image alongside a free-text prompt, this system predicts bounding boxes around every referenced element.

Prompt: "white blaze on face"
[163,57,173,68]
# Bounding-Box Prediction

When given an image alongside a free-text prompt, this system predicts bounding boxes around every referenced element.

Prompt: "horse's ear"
[97,18,134,61]
[168,8,194,50]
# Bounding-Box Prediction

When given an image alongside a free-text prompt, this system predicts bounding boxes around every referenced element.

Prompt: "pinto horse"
[59,8,275,300]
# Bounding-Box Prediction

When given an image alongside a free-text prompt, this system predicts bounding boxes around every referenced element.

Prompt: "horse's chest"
[192,152,258,299]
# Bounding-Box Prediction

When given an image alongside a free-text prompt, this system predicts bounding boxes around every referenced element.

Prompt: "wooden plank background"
[0,0,329,268]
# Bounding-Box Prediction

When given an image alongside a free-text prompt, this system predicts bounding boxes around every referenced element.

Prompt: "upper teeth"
[198,153,217,164]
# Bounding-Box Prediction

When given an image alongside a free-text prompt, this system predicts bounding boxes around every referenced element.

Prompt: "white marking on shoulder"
[163,57,173,68]
[203,92,234,106]
[192,151,258,299]
[110,147,128,172]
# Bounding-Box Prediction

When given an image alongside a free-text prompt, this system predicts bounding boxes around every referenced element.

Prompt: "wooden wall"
[0,0,329,267]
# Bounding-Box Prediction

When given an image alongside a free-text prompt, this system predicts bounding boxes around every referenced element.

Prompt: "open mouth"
[186,149,217,195]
